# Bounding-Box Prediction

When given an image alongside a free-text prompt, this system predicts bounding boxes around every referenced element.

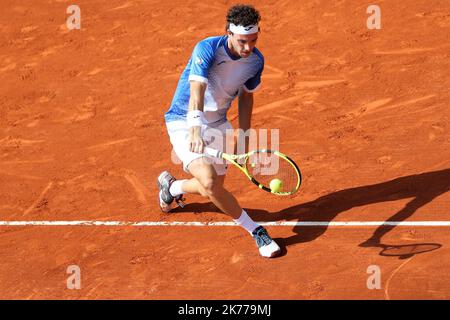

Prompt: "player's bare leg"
[187,158,241,219]
[181,174,226,197]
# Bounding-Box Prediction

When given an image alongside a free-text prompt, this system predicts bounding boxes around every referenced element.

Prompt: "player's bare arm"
[238,89,253,153]
[187,80,206,154]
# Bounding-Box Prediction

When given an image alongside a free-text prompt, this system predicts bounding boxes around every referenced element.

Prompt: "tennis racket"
[204,147,302,195]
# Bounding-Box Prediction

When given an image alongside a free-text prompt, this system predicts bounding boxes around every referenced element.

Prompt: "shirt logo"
[217,61,226,66]
[195,57,204,65]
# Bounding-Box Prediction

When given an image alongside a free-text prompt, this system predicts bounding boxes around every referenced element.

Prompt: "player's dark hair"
[225,4,261,31]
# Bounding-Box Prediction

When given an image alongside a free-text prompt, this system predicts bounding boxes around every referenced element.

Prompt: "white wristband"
[186,110,204,128]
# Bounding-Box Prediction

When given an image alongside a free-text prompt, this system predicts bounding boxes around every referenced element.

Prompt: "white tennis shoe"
[157,171,185,213]
[252,226,281,258]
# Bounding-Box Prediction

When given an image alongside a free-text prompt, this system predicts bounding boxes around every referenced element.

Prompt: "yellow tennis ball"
[270,178,283,192]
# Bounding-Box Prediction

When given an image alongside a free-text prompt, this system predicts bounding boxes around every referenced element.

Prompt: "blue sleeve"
[188,40,215,83]
[244,63,264,92]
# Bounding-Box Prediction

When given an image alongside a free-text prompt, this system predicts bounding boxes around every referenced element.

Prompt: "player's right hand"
[188,126,205,153]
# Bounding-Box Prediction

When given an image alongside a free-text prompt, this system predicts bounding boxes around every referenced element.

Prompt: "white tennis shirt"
[165,35,264,125]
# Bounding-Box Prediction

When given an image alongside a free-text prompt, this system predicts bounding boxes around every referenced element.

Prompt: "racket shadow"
[170,168,449,258]
[360,241,442,260]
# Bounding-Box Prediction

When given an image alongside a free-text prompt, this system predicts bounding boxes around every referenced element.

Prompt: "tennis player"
[158,4,280,258]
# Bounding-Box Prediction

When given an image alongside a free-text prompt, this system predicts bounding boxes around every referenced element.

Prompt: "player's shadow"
[172,168,450,258]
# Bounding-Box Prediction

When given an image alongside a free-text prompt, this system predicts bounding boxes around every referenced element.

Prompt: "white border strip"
[1,221,450,227]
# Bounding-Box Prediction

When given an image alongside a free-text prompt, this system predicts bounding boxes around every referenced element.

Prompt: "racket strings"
[246,151,299,193]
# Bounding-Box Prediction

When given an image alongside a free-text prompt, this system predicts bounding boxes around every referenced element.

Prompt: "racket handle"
[204,147,222,158]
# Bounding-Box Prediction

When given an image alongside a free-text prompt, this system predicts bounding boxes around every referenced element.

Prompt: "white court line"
[0,221,450,227]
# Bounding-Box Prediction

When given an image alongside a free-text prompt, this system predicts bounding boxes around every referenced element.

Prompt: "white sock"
[169,180,187,197]
[234,210,260,235]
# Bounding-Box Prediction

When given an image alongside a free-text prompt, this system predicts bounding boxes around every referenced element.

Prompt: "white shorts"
[165,120,233,176]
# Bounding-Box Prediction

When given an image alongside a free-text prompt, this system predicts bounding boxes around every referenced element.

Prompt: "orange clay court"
[1,0,450,299]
